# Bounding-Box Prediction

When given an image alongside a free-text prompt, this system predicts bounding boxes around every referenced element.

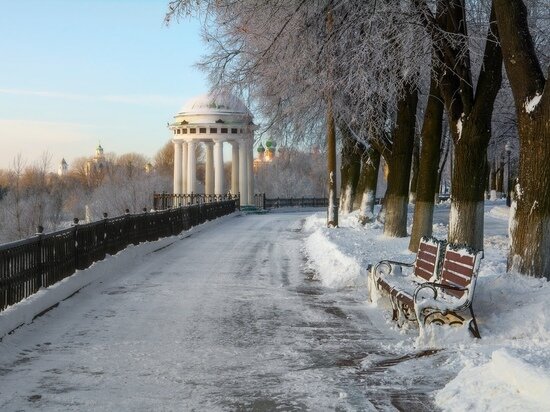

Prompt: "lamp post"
[505,141,512,207]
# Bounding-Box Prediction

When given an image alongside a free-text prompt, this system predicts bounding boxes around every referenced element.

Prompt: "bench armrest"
[413,282,468,303]
[372,260,414,281]
[414,282,439,301]
[431,283,467,292]
[383,260,414,267]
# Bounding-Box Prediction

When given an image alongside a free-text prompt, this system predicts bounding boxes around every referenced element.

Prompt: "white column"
[205,142,214,195]
[231,142,239,195]
[214,140,224,195]
[247,138,254,205]
[239,140,249,205]
[173,140,182,194]
[187,139,197,194]
[181,141,188,194]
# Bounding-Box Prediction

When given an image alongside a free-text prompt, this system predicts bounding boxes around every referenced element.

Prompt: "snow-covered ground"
[2,203,548,411]
[304,200,550,411]
[0,211,448,411]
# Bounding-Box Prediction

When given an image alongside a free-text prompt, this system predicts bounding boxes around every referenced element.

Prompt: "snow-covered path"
[0,212,449,411]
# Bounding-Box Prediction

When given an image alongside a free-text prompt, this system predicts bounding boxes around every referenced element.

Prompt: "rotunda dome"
[178,91,250,116]
[257,143,265,153]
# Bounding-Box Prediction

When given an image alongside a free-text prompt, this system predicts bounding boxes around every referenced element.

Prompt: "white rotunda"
[169,91,256,205]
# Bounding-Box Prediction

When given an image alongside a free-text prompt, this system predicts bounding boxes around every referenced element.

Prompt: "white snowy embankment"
[303,205,550,412]
[0,214,235,340]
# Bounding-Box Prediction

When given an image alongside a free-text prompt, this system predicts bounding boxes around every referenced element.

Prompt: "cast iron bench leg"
[468,306,481,339]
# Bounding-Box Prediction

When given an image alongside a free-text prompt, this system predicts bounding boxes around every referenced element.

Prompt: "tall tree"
[409,75,444,251]
[379,83,419,237]
[154,140,174,177]
[409,132,421,204]
[356,146,381,223]
[415,0,503,250]
[494,0,550,278]
[339,125,362,214]
[326,6,338,227]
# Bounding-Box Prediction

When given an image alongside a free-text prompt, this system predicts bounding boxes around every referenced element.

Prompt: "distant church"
[57,143,112,180]
[58,158,68,176]
[254,137,277,169]
[85,144,110,176]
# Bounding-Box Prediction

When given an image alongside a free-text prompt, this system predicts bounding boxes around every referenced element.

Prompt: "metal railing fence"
[0,200,237,312]
[153,192,239,211]
[253,194,330,209]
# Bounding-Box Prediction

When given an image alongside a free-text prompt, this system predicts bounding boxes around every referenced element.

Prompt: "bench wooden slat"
[415,266,434,281]
[417,249,437,263]
[442,260,474,279]
[445,250,475,266]
[418,242,438,255]
[415,259,436,280]
[377,278,392,294]
[441,269,471,289]
[441,279,466,297]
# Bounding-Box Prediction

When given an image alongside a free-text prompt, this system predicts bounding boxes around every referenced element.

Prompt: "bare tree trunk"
[352,144,367,211]
[489,159,497,200]
[435,126,450,202]
[494,0,550,278]
[449,127,490,250]
[339,125,362,214]
[327,97,338,227]
[409,133,420,204]
[409,78,444,251]
[10,154,25,239]
[496,158,504,194]
[383,83,419,237]
[358,146,381,224]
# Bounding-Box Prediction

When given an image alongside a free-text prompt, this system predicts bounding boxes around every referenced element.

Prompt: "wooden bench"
[371,239,483,338]
[370,236,445,321]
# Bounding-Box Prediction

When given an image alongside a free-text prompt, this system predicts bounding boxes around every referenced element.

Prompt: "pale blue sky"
[0,0,209,170]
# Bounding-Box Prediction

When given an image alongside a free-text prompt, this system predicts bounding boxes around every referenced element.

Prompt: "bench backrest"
[439,244,483,299]
[413,237,444,282]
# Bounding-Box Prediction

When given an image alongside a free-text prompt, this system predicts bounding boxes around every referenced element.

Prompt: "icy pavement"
[303,201,550,412]
[0,211,452,411]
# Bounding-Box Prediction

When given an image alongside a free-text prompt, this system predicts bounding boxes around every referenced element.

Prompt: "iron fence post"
[143,208,150,241]
[103,212,108,256]
[125,209,131,245]
[36,225,44,289]
[73,218,79,270]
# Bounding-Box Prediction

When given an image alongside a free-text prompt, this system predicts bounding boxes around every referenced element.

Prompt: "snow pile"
[436,349,550,411]
[303,207,550,411]
[303,211,412,289]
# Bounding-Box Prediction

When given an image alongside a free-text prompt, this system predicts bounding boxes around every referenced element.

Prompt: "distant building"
[58,158,68,176]
[254,137,277,169]
[85,144,110,176]
[169,90,257,205]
